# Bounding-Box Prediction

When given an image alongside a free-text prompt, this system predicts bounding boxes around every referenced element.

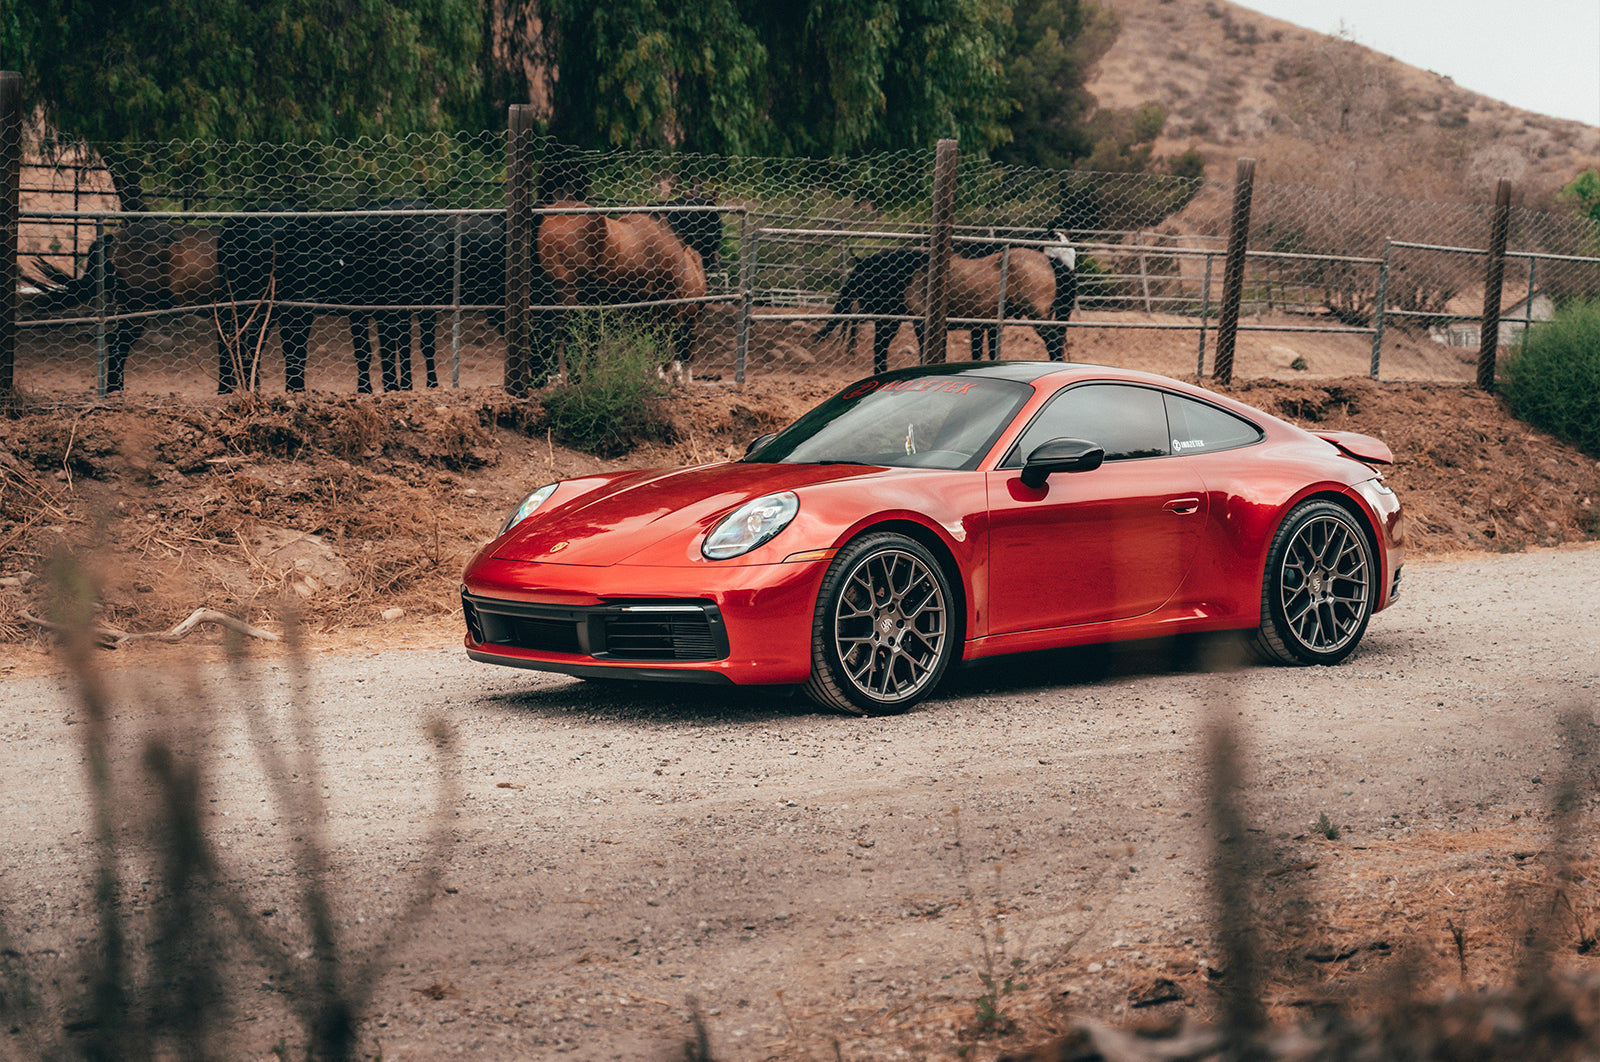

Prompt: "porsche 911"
[461,362,1404,714]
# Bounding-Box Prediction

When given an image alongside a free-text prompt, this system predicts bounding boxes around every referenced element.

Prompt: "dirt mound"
[1230,378,1600,550]
[2,377,1597,652]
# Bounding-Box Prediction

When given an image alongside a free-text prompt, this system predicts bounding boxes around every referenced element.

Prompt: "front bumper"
[460,555,827,685]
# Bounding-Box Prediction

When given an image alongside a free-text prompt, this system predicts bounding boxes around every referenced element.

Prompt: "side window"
[1163,393,1263,455]
[1006,384,1170,464]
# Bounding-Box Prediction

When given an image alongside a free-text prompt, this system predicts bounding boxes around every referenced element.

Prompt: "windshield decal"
[840,378,977,400]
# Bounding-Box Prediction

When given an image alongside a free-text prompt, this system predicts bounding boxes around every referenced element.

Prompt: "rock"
[246,525,353,589]
[382,607,406,621]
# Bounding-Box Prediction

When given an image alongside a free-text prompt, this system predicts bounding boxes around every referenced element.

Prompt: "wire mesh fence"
[9,127,1600,403]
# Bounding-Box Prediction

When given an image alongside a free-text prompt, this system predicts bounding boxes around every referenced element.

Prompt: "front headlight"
[501,483,557,534]
[702,492,799,560]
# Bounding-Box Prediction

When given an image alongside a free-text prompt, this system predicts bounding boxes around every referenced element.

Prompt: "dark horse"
[815,229,1077,370]
[218,200,519,393]
[813,247,929,375]
[32,217,222,393]
[535,197,723,365]
[907,231,1077,362]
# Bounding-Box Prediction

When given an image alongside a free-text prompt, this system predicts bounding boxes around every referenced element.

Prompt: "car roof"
[867,360,1190,389]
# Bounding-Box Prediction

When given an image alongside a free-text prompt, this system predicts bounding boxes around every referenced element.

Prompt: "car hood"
[491,461,887,566]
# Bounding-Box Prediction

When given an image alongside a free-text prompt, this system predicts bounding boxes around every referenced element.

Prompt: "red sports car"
[462,362,1404,714]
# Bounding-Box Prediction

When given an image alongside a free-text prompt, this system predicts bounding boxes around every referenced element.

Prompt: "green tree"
[535,0,1009,157]
[991,0,1119,170]
[1559,169,1600,225]
[3,0,480,205]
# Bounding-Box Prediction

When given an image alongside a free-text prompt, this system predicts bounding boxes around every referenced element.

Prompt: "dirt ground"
[3,541,1600,1061]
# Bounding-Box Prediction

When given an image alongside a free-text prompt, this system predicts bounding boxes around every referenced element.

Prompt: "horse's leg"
[377,311,410,391]
[282,308,312,392]
[671,307,697,366]
[350,313,375,394]
[219,305,246,396]
[420,311,439,389]
[1043,323,1066,362]
[872,319,891,374]
[105,319,143,394]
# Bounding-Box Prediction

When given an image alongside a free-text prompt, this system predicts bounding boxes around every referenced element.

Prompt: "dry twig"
[19,606,280,646]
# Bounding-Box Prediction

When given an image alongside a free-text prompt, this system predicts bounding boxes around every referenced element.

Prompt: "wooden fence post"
[504,104,536,397]
[0,72,21,398]
[1478,179,1512,391]
[922,138,959,365]
[1213,157,1256,387]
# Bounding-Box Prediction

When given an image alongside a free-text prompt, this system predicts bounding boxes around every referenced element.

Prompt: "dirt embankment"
[1,376,1597,656]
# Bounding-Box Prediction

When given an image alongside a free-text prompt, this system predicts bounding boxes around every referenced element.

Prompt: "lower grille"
[462,593,728,663]
[504,615,583,655]
[603,614,721,660]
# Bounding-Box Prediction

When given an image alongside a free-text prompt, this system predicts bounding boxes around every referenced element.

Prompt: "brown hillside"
[1089,0,1600,200]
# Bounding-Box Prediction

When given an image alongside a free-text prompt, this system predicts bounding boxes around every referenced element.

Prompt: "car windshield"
[747,375,1033,470]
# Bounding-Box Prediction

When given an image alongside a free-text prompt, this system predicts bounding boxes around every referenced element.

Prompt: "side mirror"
[1020,438,1104,489]
[744,432,778,458]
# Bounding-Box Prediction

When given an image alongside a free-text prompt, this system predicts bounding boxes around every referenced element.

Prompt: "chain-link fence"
[8,120,1600,403]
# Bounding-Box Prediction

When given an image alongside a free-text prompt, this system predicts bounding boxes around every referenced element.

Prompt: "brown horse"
[536,199,720,366]
[904,234,1076,362]
[33,217,224,393]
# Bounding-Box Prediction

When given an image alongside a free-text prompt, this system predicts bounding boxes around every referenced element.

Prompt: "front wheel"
[804,533,955,715]
[1253,500,1375,665]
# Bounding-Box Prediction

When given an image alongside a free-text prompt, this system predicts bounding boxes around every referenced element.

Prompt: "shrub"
[541,314,676,457]
[1498,298,1600,457]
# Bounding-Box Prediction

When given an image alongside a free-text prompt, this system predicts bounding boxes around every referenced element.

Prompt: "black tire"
[1253,500,1375,665]
[803,533,956,715]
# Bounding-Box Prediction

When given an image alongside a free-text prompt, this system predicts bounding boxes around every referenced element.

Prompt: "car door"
[985,383,1208,634]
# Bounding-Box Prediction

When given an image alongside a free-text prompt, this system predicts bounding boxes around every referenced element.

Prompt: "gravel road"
[2,544,1598,1061]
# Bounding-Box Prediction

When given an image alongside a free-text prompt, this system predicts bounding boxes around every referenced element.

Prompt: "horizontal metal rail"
[1390,239,1600,266]
[21,202,748,222]
[25,292,741,329]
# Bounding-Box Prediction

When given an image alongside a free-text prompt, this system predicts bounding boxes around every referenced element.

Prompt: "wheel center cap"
[878,616,897,635]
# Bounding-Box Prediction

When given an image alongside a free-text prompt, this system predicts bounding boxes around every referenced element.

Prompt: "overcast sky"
[1236,0,1600,127]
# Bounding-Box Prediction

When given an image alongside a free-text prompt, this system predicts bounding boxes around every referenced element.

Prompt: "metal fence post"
[1369,239,1391,379]
[922,138,958,365]
[450,213,463,388]
[1522,257,1537,342]
[1196,252,1213,379]
[94,219,109,396]
[993,244,1010,361]
[735,210,754,385]
[1478,178,1512,391]
[505,105,536,397]
[1136,230,1152,313]
[1214,157,1256,386]
[0,72,20,398]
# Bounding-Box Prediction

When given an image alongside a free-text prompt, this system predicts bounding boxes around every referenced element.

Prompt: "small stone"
[382,607,406,621]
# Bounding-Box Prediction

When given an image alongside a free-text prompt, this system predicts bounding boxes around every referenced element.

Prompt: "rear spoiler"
[1312,430,1393,466]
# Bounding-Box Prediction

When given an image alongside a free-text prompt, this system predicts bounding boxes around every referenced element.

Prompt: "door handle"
[1163,497,1200,515]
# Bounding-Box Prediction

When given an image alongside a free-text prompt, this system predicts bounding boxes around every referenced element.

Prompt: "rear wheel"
[1253,500,1375,665]
[804,533,955,715]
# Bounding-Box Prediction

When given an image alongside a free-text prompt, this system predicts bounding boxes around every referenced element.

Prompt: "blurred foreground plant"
[0,554,459,1061]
